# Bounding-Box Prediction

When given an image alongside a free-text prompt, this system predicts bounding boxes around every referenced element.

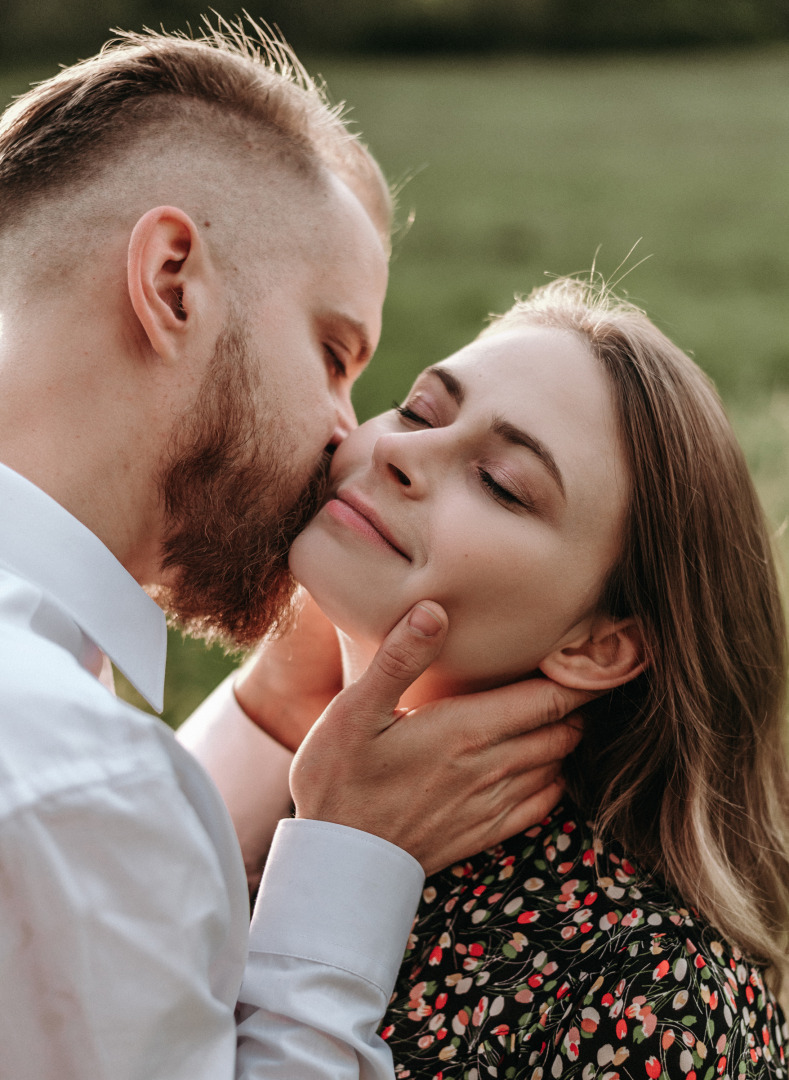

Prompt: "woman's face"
[289,323,630,692]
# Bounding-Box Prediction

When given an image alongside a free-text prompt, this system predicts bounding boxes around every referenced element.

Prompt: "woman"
[187,276,789,1077]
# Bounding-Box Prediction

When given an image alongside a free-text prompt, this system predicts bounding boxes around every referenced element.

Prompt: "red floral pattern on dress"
[382,802,787,1079]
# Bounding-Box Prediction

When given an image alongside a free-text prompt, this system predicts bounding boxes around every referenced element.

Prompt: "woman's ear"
[539,616,648,691]
[126,206,217,362]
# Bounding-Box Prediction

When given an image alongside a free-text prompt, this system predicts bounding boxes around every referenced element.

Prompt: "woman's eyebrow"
[423,365,465,404]
[491,417,566,500]
[426,364,566,500]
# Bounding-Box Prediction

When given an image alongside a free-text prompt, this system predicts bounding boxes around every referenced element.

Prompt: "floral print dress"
[381,801,787,1080]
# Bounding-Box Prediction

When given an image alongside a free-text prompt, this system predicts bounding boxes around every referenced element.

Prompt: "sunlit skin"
[289,324,632,708]
[144,176,390,643]
[234,175,389,495]
[0,174,388,593]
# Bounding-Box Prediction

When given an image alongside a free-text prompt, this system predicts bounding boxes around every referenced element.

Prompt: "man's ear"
[127,206,218,362]
[539,616,648,691]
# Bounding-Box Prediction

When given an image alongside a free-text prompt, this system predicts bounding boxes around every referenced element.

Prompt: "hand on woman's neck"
[338,630,450,711]
[337,628,519,712]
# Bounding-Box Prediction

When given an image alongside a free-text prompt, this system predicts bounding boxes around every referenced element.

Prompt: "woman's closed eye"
[479,468,535,512]
[394,399,536,512]
[393,399,435,427]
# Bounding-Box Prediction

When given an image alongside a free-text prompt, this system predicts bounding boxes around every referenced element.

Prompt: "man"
[0,22,583,1079]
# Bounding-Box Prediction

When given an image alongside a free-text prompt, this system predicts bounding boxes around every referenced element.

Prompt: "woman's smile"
[323,491,411,560]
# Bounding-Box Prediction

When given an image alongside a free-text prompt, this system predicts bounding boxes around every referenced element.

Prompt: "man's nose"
[327,397,358,450]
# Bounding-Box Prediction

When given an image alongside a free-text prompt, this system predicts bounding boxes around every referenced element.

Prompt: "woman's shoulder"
[431,802,776,966]
[385,802,788,1079]
[556,929,787,1080]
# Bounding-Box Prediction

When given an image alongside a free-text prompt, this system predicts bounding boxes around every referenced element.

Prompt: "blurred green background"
[3,4,787,726]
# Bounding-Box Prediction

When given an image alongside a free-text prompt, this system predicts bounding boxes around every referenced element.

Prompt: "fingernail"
[408,604,443,637]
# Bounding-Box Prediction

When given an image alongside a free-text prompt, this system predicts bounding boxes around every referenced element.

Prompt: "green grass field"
[3,46,788,726]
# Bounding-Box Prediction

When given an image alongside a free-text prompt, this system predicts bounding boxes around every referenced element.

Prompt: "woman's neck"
[337,630,519,711]
[338,633,448,709]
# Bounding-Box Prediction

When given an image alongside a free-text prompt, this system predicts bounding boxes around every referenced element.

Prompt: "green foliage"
[329,49,789,414]
[1,0,788,64]
[113,630,238,730]
[3,48,787,726]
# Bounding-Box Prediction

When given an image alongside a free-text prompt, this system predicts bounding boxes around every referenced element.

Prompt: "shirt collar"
[0,463,167,712]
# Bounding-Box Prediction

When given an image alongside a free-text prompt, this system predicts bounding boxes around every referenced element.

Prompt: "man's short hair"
[0,18,392,245]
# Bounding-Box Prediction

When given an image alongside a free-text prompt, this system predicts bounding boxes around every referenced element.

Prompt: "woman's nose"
[372,432,426,495]
[388,463,411,486]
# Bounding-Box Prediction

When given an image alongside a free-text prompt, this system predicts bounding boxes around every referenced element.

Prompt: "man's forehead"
[305,196,387,338]
[316,172,389,260]
[242,170,387,350]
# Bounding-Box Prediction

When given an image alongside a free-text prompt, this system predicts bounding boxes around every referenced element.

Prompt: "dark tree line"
[2,0,788,65]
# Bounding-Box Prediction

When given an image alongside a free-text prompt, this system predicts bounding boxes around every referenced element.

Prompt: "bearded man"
[0,22,582,1079]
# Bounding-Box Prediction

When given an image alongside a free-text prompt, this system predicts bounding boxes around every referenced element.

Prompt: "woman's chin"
[289,528,405,645]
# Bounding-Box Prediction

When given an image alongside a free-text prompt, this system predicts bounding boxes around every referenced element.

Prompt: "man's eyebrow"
[425,364,565,500]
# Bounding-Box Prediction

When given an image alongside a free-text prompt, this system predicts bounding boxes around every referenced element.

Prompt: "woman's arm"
[182,594,586,881]
[177,677,295,891]
[177,591,343,888]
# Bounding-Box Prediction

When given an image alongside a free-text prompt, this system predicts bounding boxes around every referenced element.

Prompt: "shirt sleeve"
[178,686,427,1079]
[237,818,425,1080]
[0,749,425,1080]
[177,674,294,891]
[0,764,241,1080]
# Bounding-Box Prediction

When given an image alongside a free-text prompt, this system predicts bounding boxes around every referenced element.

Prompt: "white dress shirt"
[0,463,424,1080]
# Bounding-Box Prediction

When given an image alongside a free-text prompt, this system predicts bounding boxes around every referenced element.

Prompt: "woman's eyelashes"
[393,400,535,512]
[393,399,434,427]
[479,469,535,512]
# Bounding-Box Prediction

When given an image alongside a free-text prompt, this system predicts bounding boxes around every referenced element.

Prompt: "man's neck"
[0,439,162,586]
[0,307,166,586]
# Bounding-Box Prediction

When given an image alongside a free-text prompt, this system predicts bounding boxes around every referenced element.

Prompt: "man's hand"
[290,602,585,877]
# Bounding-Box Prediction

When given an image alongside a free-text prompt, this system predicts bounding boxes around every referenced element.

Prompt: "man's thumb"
[348,602,448,726]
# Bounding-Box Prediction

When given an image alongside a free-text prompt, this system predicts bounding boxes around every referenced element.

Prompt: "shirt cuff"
[249,817,425,993]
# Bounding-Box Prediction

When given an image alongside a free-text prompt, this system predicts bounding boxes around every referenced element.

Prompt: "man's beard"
[149,323,329,649]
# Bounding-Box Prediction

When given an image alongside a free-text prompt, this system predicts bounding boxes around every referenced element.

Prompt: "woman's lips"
[324,494,410,559]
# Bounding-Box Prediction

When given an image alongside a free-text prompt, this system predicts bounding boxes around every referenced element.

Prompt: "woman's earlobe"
[539,617,648,691]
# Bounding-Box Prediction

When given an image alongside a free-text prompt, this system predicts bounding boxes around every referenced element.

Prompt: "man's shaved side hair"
[0,18,392,275]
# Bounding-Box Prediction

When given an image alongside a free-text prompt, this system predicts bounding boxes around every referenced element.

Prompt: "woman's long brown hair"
[484,277,789,980]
